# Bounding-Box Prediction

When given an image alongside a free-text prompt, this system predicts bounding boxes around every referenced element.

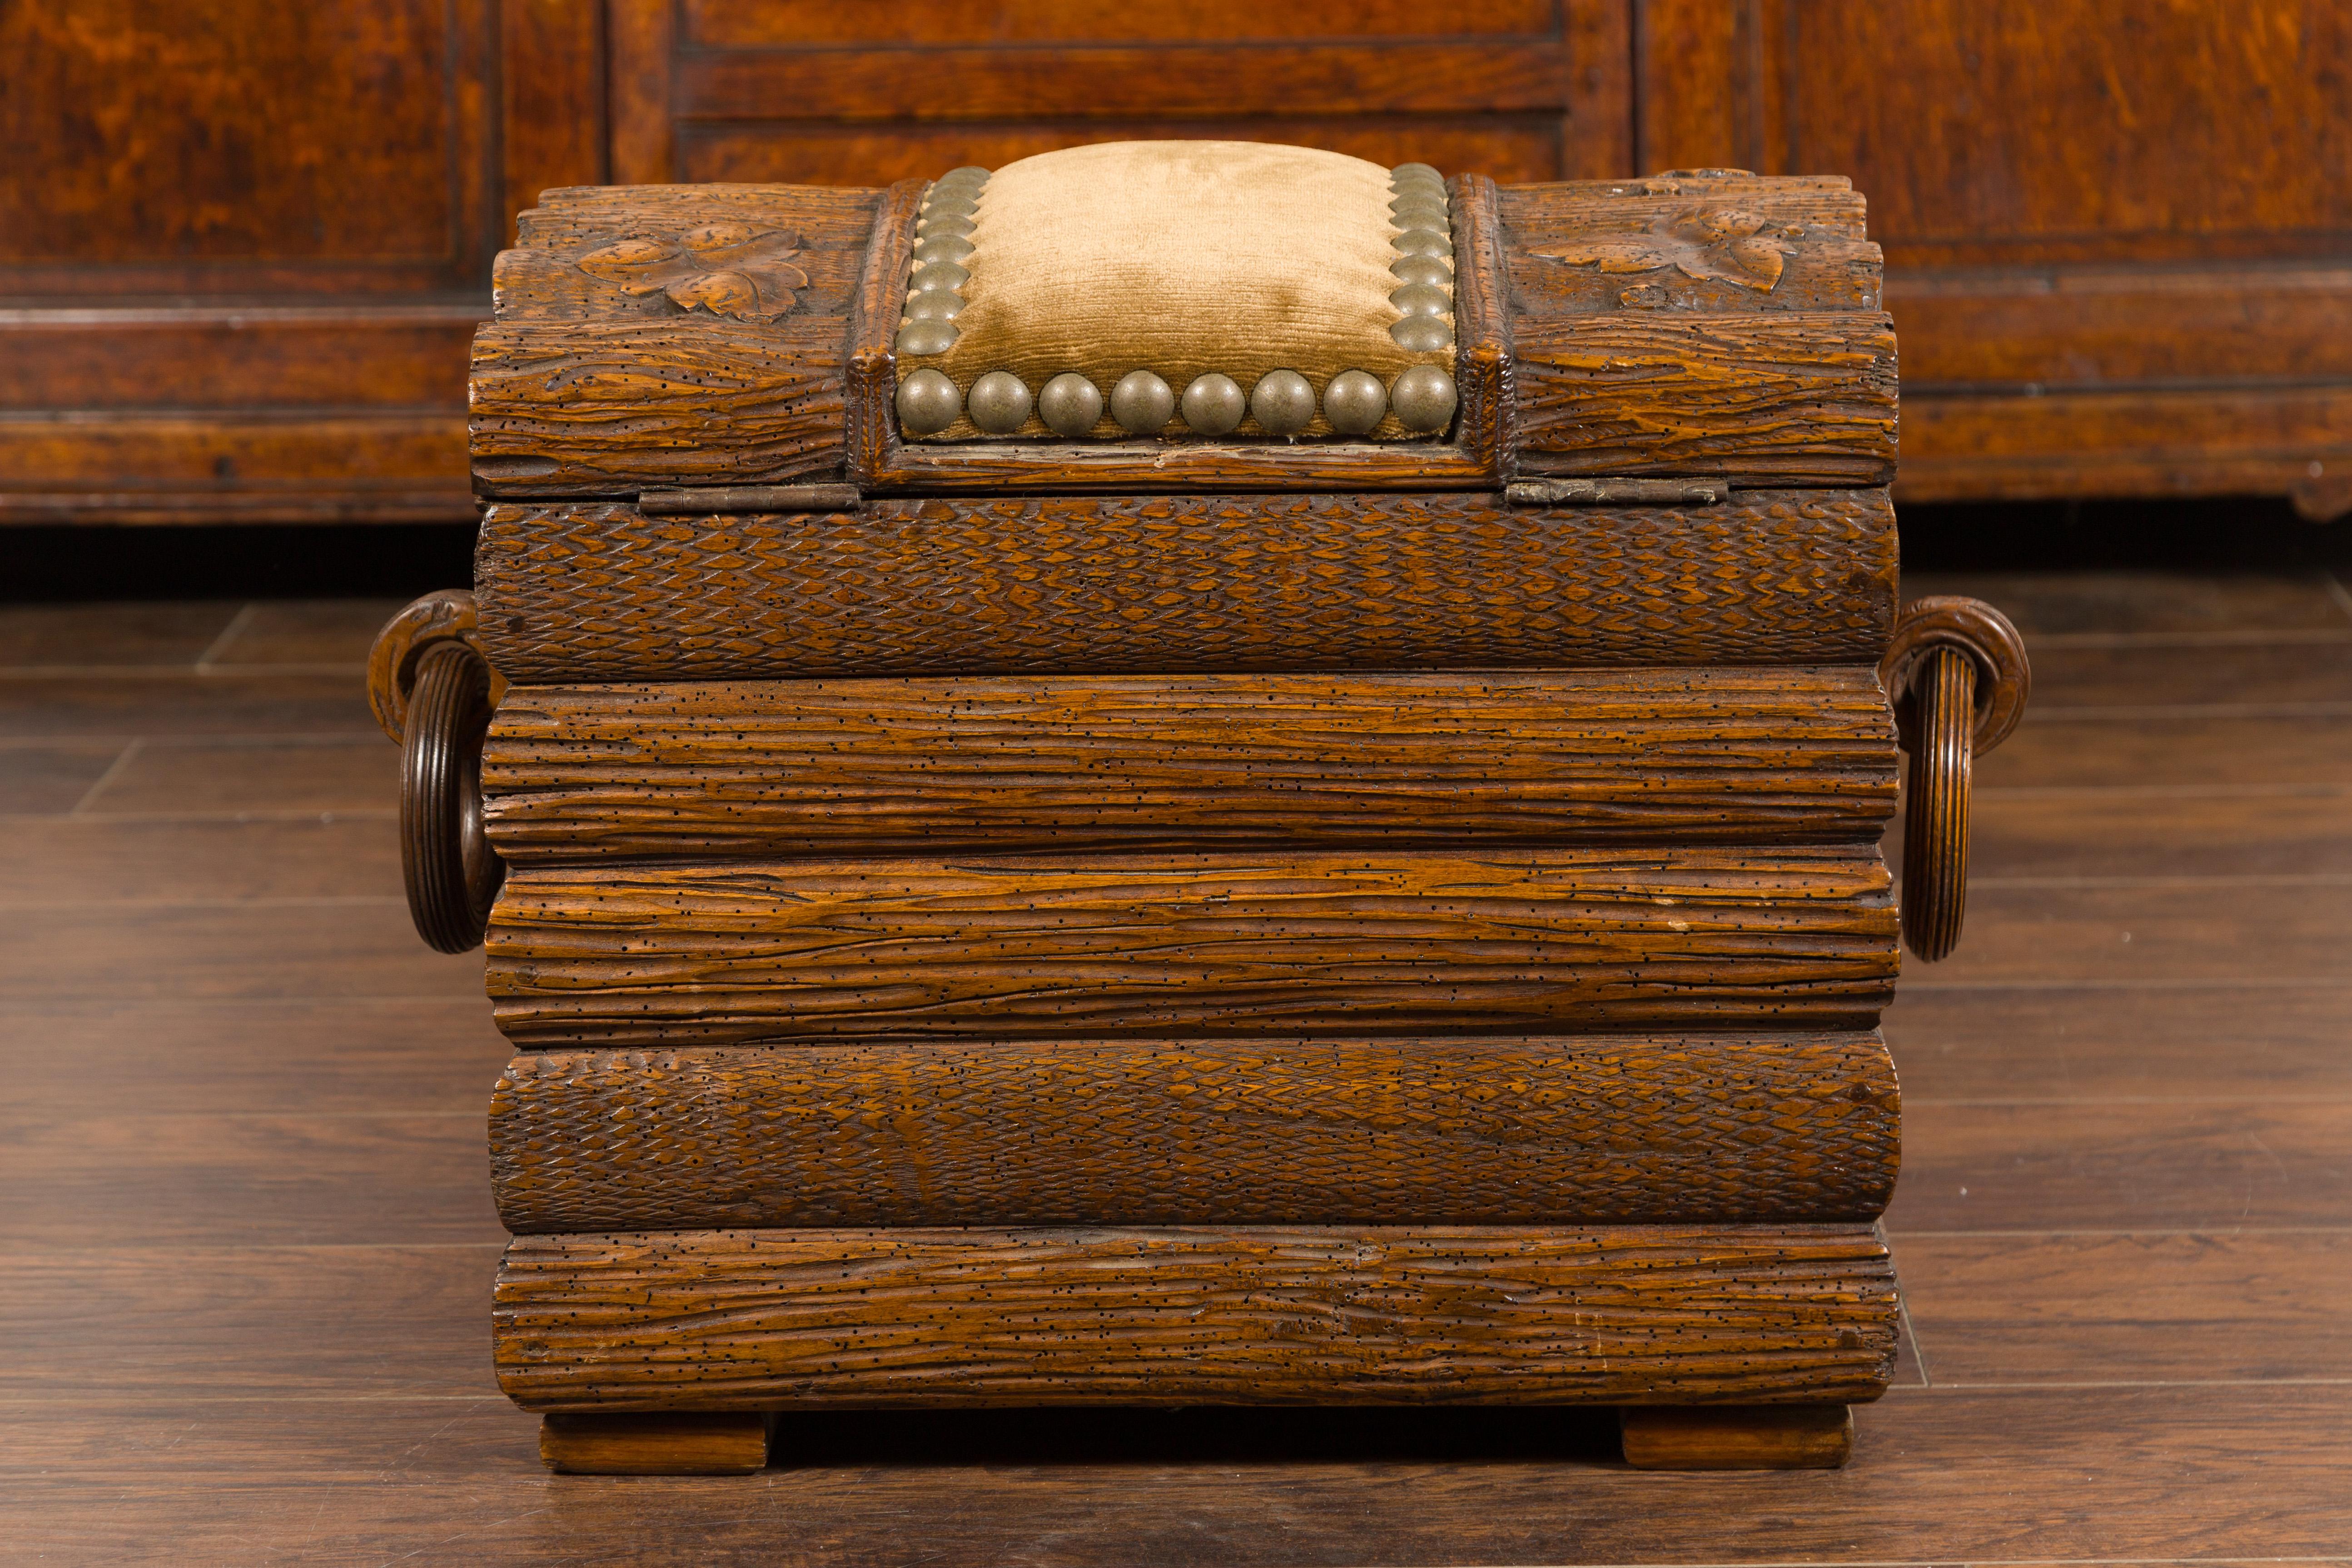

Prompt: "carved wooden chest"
[370,144,2026,1475]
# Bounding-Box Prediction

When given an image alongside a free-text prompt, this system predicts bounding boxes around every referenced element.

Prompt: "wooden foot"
[1619,1404,1853,1470]
[539,1412,771,1475]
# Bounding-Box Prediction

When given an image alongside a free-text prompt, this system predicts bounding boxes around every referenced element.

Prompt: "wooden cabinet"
[5,1,2344,525]
[1636,0,2352,516]
[0,0,599,525]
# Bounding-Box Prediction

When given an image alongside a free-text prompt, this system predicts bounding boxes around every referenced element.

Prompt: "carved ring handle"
[1880,596,2031,962]
[368,592,506,954]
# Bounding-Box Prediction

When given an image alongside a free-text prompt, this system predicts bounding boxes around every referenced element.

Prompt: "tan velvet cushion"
[899,141,1452,441]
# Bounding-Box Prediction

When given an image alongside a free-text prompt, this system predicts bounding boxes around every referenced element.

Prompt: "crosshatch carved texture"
[482,848,1899,1049]
[478,668,1900,862]
[491,1225,1902,1409]
[488,1034,1903,1233]
[471,490,1897,683]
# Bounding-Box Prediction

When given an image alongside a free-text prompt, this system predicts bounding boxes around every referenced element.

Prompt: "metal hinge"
[637,484,864,516]
[1506,478,1727,506]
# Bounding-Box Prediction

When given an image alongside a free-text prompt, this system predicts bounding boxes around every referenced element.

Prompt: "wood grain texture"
[539,1413,769,1475]
[0,0,500,294]
[494,183,879,317]
[497,0,606,238]
[650,4,1588,191]
[1513,313,1898,484]
[681,2,1562,47]
[479,668,1898,861]
[1895,383,2352,518]
[488,1033,1902,1232]
[492,1225,1900,1409]
[468,318,851,493]
[472,488,1897,682]
[676,41,1573,122]
[604,0,676,185]
[1619,1404,1852,1469]
[1636,1,2352,512]
[482,848,1897,1048]
[0,410,474,525]
[685,119,1574,189]
[1499,177,1880,317]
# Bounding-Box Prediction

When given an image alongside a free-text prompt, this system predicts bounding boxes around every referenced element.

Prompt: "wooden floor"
[5,561,2351,1565]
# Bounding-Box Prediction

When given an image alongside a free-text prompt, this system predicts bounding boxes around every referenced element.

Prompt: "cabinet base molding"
[1619,1402,1854,1469]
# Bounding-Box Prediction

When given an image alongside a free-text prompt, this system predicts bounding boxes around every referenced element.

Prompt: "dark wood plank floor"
[5,572,2350,1565]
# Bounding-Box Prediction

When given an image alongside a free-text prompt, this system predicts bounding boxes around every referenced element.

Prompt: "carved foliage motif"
[1533,207,1799,305]
[577,224,809,322]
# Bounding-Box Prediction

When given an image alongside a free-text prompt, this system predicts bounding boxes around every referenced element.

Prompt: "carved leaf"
[681,223,768,253]
[666,271,762,316]
[576,227,808,321]
[577,238,689,296]
[1538,206,1792,298]
[1724,237,1788,288]
[1530,239,1676,274]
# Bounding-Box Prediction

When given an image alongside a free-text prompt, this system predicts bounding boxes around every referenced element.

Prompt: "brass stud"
[1390,254,1453,287]
[1110,370,1176,433]
[1322,369,1387,435]
[896,367,961,435]
[1391,162,1444,182]
[1039,373,1105,438]
[902,290,965,322]
[1389,315,1454,352]
[1248,369,1315,436]
[1392,229,1453,259]
[894,320,959,356]
[1391,365,1458,433]
[1388,282,1453,318]
[967,370,1032,434]
[911,234,975,265]
[909,261,970,293]
[1180,373,1246,435]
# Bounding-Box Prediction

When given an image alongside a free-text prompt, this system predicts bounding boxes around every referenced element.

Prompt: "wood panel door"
[8,1,2343,526]
[1637,0,2352,517]
[602,0,1633,189]
[0,0,603,526]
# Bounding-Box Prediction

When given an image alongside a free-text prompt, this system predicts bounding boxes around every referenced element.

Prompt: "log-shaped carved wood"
[489,1033,1902,1233]
[479,668,1899,863]
[504,183,881,299]
[469,318,850,493]
[471,172,1890,498]
[1513,314,1898,485]
[482,848,1898,1049]
[1502,176,1880,318]
[472,489,1897,683]
[492,1225,1901,1410]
